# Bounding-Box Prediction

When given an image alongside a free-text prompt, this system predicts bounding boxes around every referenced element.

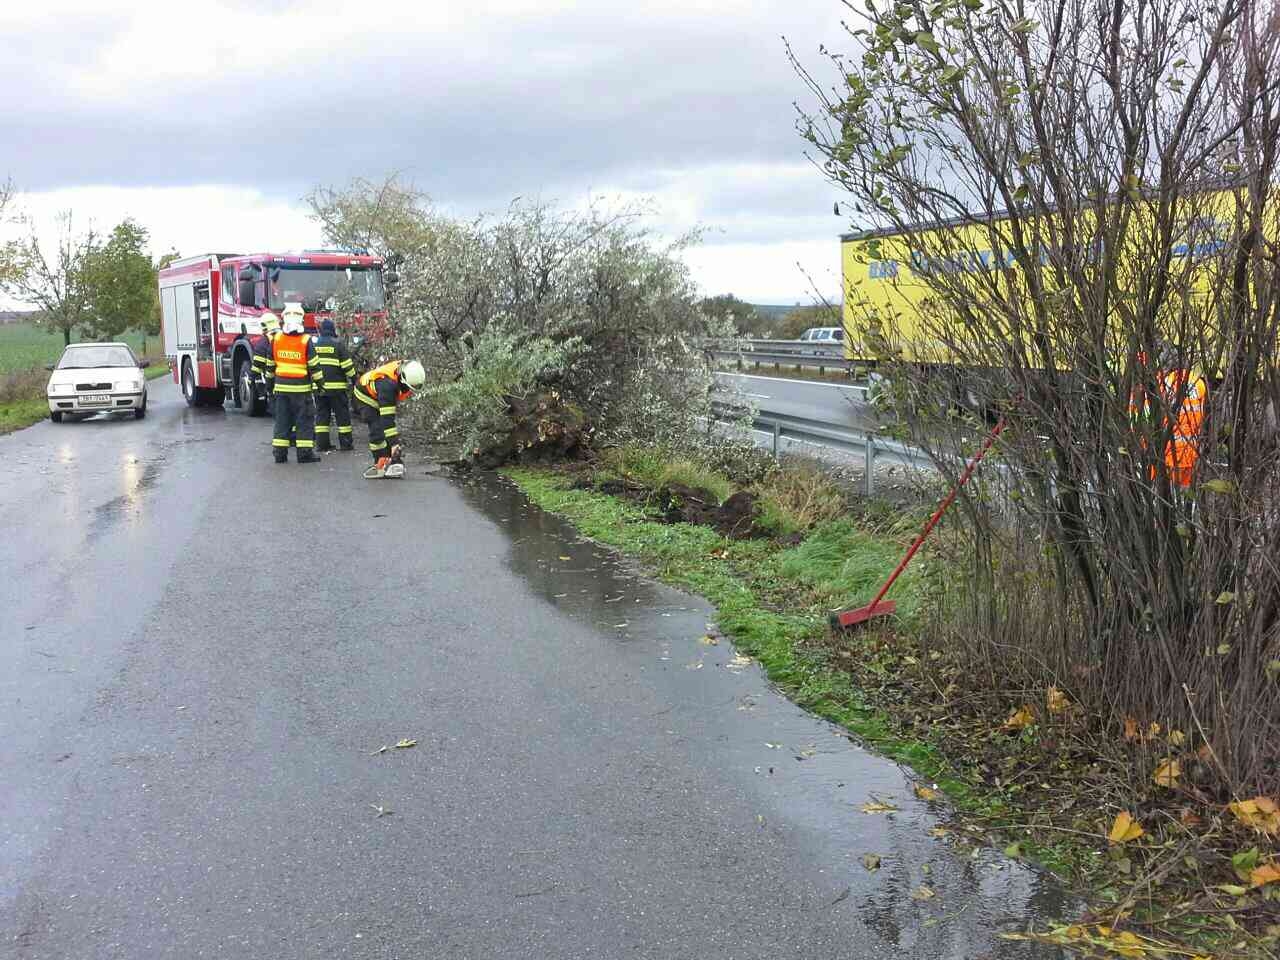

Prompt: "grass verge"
[0,363,171,436]
[505,460,1278,960]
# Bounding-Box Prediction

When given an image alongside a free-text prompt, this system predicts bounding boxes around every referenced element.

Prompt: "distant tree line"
[697,294,842,339]
[0,189,168,350]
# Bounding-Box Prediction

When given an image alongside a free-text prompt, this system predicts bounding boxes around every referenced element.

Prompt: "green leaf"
[1266,660,1280,681]
[1216,591,1236,605]
[1011,18,1039,34]
[1233,847,1261,881]
[941,65,965,83]
[1202,479,1235,494]
[963,0,982,8]
[1013,184,1030,202]
[915,31,940,54]
[1217,643,1232,656]
[1004,842,1023,857]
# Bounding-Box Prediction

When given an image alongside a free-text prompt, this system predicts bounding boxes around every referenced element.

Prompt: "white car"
[799,327,844,344]
[46,342,148,422]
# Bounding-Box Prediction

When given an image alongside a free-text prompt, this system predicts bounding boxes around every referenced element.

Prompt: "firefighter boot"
[363,456,391,479]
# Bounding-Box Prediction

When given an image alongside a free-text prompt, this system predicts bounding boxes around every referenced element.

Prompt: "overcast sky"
[2,0,853,307]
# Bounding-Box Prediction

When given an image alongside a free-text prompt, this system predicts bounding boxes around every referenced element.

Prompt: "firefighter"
[1128,346,1207,489]
[250,311,280,401]
[313,318,356,452]
[264,304,325,464]
[353,359,426,478]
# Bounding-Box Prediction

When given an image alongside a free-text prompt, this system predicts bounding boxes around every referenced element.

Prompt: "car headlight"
[118,379,142,392]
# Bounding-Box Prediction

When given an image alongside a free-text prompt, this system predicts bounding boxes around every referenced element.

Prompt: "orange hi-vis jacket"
[1129,368,1207,488]
[1162,370,1206,486]
[356,361,411,405]
[267,332,324,394]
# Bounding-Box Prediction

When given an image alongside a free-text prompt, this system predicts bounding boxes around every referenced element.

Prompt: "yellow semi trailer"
[838,190,1250,370]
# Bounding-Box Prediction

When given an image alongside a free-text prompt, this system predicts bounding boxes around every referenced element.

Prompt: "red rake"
[830,415,1009,630]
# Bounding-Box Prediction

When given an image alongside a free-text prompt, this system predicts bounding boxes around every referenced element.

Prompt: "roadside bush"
[373,198,734,463]
[0,367,46,404]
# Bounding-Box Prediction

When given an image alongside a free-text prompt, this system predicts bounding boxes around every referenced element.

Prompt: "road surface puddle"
[456,473,1077,958]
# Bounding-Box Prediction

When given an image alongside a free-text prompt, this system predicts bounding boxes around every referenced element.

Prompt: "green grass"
[600,445,736,503]
[0,321,160,374]
[504,467,975,803]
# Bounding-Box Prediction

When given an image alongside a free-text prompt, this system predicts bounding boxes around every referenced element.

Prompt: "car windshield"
[266,265,385,312]
[57,345,136,369]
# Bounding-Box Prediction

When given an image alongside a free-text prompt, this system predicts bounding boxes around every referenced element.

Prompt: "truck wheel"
[50,411,63,423]
[181,359,199,407]
[238,358,266,417]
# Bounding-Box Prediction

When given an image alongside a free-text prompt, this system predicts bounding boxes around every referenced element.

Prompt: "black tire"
[134,391,147,420]
[50,411,63,423]
[181,359,199,407]
[237,357,266,417]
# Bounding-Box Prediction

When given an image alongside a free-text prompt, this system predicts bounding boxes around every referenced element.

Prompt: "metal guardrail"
[707,338,849,374]
[710,348,852,374]
[711,399,933,496]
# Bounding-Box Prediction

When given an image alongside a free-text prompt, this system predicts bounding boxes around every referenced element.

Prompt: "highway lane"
[1,378,1068,958]
[715,372,878,432]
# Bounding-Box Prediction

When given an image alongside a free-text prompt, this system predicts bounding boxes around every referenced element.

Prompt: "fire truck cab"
[157,251,387,413]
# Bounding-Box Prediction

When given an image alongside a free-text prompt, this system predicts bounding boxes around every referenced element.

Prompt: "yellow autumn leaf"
[1249,862,1280,888]
[1152,758,1181,788]
[1108,811,1145,845]
[914,784,940,801]
[1229,796,1280,837]
[860,800,899,814]
[1167,729,1186,747]
[1046,686,1069,714]
[394,738,417,749]
[1003,705,1035,731]
[910,884,936,901]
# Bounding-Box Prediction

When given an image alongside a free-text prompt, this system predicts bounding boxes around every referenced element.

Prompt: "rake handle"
[866,416,1008,612]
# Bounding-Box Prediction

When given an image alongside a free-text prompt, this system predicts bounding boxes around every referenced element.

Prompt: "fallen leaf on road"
[861,853,881,871]
[911,885,936,901]
[928,827,950,838]
[558,555,571,561]
[1108,811,1145,844]
[796,748,817,760]
[861,800,899,814]
[371,745,388,756]
[1002,705,1035,731]
[370,804,393,818]
[395,739,417,749]
[686,661,703,670]
[765,742,781,749]
[914,784,939,801]
[1152,758,1181,788]
[727,654,752,670]
[699,635,719,645]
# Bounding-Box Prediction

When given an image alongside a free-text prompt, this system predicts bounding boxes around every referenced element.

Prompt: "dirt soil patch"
[575,476,767,539]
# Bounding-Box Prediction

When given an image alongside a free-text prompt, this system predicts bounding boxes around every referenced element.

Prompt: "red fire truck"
[157,251,388,413]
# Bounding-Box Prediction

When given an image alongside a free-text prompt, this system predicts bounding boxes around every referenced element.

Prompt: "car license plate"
[80,394,110,404]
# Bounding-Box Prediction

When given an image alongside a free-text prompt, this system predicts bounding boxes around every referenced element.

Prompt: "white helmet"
[400,359,426,393]
[282,302,305,334]
[260,311,280,335]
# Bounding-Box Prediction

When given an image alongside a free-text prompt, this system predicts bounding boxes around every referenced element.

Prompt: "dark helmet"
[319,318,337,337]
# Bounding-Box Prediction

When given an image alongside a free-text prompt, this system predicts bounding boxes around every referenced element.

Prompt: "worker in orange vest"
[353,359,426,478]
[1160,367,1207,487]
[1128,349,1207,488]
[264,304,325,464]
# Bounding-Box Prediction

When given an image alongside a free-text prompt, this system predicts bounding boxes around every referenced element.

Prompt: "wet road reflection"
[456,473,1075,959]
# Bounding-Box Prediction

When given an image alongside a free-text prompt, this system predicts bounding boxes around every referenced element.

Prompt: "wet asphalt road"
[0,379,1070,959]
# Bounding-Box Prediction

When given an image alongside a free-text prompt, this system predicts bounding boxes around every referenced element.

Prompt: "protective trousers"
[315,390,353,451]
[272,392,316,462]
[361,401,401,463]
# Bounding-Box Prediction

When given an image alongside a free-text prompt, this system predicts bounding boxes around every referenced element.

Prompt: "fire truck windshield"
[266,265,385,312]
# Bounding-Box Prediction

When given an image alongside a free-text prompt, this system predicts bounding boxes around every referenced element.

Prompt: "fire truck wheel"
[181,360,199,408]
[238,360,266,417]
